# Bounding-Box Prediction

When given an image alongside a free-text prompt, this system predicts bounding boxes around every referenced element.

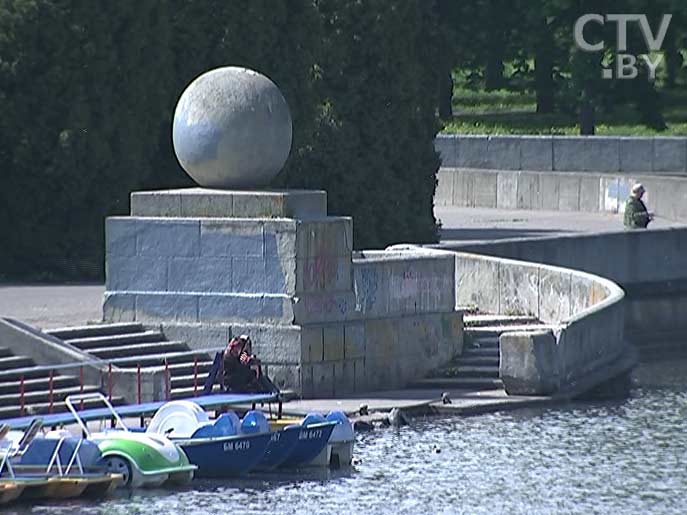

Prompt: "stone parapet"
[436,134,687,174]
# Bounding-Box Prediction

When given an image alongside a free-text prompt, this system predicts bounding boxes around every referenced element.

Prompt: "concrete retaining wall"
[436,134,687,174]
[436,167,687,221]
[453,252,629,395]
[439,226,687,346]
[113,229,464,397]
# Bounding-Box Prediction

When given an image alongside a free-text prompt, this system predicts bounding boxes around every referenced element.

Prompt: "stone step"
[88,341,188,360]
[109,351,209,369]
[452,365,500,378]
[171,373,211,389]
[410,376,503,391]
[456,355,500,366]
[466,336,500,349]
[462,345,500,357]
[0,375,80,395]
[0,395,125,419]
[62,331,165,350]
[0,356,35,371]
[166,361,214,377]
[0,348,13,359]
[0,366,53,382]
[463,314,540,327]
[171,384,223,399]
[466,324,554,338]
[0,385,101,407]
[46,323,145,340]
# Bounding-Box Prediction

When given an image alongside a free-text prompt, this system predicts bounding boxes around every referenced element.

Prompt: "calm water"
[8,359,687,515]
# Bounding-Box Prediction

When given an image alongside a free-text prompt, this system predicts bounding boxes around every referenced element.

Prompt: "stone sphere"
[172,66,293,189]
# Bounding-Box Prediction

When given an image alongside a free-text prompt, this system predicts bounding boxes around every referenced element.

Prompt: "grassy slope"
[442,88,687,136]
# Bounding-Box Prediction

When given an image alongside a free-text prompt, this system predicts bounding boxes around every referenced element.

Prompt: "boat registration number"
[299,429,323,440]
[223,440,250,452]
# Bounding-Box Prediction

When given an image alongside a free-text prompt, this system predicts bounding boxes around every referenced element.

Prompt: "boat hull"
[0,482,24,504]
[176,432,272,478]
[256,426,302,470]
[279,422,337,468]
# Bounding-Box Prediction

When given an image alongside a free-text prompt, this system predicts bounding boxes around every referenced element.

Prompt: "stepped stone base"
[130,188,327,219]
[104,187,463,397]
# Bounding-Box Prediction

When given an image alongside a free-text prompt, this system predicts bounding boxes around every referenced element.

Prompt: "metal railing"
[7,345,235,416]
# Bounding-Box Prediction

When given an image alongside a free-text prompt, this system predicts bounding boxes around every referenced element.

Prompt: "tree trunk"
[579,83,595,135]
[438,72,453,120]
[535,54,554,113]
[534,18,555,113]
[484,54,504,91]
[664,30,682,90]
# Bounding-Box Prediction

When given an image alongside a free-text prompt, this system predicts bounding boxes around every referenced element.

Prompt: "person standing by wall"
[624,183,653,229]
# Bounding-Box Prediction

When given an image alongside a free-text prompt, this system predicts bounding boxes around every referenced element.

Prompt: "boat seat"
[147,400,210,438]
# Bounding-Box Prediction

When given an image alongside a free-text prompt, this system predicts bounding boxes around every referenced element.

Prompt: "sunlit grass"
[442,87,687,136]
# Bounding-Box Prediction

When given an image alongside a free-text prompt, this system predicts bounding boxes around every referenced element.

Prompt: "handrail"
[65,393,128,436]
[0,345,228,378]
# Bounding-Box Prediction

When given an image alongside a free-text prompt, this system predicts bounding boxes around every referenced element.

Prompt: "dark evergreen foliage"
[0,0,442,279]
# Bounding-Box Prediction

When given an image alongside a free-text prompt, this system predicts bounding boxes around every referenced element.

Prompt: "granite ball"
[172,66,293,189]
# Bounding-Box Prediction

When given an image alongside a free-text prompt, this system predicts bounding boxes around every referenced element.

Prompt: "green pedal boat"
[66,394,196,488]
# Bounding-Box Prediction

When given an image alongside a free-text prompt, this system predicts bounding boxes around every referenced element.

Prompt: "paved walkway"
[280,387,554,417]
[0,283,104,329]
[435,206,682,245]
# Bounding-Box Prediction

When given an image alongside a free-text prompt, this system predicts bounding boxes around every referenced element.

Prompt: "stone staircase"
[411,315,548,391]
[46,323,216,400]
[0,346,120,419]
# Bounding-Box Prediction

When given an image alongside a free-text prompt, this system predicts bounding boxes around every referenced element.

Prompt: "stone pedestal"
[104,188,355,392]
[104,188,462,396]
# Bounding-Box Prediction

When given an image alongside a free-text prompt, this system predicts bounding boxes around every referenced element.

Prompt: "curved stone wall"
[454,251,632,396]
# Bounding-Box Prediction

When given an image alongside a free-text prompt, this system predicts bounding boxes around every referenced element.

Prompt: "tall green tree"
[0,0,174,277]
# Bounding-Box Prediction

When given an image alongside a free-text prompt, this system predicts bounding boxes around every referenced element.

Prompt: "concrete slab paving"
[279,387,555,417]
[0,284,104,329]
[436,206,682,244]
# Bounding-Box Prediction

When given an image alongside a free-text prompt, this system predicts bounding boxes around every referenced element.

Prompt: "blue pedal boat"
[146,401,272,477]
[256,425,302,470]
[278,420,337,468]
[173,432,272,478]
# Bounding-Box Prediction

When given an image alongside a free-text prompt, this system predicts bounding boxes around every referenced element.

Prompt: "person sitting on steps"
[222,335,278,394]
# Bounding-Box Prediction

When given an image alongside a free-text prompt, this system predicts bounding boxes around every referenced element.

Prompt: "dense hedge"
[0,0,441,280]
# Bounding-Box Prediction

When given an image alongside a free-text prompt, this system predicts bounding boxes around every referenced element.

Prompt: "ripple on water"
[6,359,687,515]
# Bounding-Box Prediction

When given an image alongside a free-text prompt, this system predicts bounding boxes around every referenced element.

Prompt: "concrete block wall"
[298,310,463,397]
[351,251,455,318]
[104,189,464,397]
[155,310,463,397]
[436,134,687,174]
[105,215,353,326]
[436,167,687,221]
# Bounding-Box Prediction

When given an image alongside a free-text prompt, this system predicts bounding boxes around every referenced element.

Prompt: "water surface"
[8,359,687,515]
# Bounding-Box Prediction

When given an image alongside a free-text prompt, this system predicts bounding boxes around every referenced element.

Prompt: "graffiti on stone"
[354,266,379,313]
[304,294,350,317]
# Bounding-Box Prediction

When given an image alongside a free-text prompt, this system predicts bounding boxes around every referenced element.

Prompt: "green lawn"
[441,88,687,136]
